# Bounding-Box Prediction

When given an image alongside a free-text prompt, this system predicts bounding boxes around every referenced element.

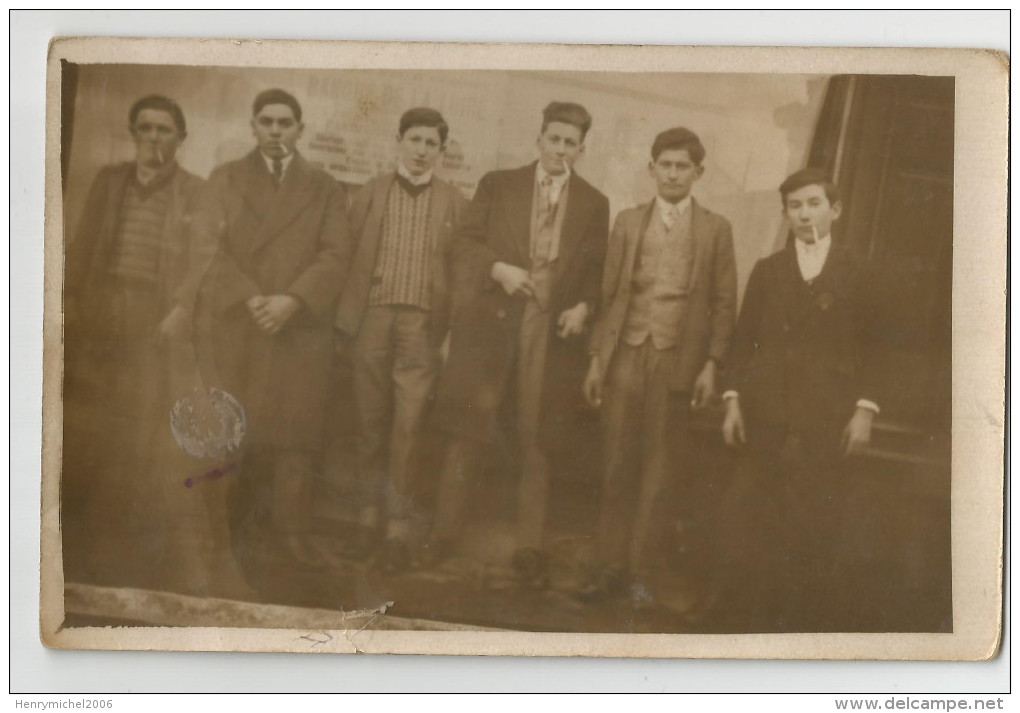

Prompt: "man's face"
[397,125,444,176]
[251,103,303,159]
[131,108,184,168]
[536,121,584,176]
[783,184,842,243]
[649,148,704,203]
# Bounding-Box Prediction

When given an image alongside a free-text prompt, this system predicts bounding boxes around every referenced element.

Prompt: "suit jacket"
[334,172,467,345]
[590,198,737,393]
[432,162,610,446]
[195,150,350,451]
[723,242,878,435]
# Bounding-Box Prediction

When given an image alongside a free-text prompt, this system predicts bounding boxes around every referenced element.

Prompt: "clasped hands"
[246,294,301,334]
[490,261,588,338]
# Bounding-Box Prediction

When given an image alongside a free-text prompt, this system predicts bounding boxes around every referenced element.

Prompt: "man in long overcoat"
[197,88,350,566]
[63,95,229,590]
[429,101,610,582]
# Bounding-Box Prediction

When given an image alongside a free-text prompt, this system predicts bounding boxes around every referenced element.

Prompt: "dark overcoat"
[64,162,209,401]
[432,162,610,449]
[723,242,878,436]
[196,150,350,452]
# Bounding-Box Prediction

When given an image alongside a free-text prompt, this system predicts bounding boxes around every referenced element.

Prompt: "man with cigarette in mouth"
[579,127,737,602]
[196,89,349,569]
[63,95,211,586]
[715,168,879,631]
[428,101,609,584]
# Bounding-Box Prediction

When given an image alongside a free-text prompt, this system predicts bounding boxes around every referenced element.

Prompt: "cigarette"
[156,147,165,165]
[812,225,819,244]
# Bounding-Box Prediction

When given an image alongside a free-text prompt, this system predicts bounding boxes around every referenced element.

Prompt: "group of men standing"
[64,85,878,630]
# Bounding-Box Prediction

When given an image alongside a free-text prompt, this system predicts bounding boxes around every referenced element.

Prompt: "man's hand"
[583,356,602,408]
[250,294,301,334]
[491,261,535,298]
[841,406,875,456]
[691,360,717,410]
[557,302,590,339]
[246,295,267,316]
[722,397,746,448]
[155,304,190,343]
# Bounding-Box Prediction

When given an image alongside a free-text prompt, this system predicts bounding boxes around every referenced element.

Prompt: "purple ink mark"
[184,461,238,488]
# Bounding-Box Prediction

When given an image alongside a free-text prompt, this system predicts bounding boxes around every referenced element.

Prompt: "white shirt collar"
[655,194,692,222]
[135,161,175,187]
[397,161,433,186]
[536,162,571,189]
[261,150,295,177]
[794,232,831,253]
[794,232,832,282]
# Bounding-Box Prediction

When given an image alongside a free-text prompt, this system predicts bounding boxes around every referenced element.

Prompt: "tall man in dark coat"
[335,107,467,569]
[718,168,879,631]
[581,127,737,600]
[197,89,350,566]
[63,95,216,588]
[429,102,610,582]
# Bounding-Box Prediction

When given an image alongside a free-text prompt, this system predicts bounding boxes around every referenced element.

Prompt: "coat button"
[783,324,791,333]
[497,309,507,319]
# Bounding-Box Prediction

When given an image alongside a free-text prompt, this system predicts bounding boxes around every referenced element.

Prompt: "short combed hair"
[541,101,592,139]
[651,127,705,165]
[399,107,449,144]
[129,95,187,135]
[252,88,303,122]
[779,168,840,206]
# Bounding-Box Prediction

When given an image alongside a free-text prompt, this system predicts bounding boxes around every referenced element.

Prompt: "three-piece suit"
[589,197,737,574]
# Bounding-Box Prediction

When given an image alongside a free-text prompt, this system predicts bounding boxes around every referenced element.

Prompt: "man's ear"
[831,200,843,221]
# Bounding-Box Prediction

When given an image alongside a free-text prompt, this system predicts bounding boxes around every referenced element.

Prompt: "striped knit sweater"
[369,178,434,309]
[108,175,173,284]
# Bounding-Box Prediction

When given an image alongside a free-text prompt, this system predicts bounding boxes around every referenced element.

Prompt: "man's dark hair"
[129,95,187,135]
[651,127,705,165]
[541,101,592,139]
[779,168,841,206]
[398,107,449,144]
[252,88,303,122]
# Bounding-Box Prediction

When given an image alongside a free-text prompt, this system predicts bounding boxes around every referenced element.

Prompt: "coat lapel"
[688,199,712,291]
[428,176,451,254]
[776,242,808,328]
[358,173,395,270]
[622,201,655,286]
[510,163,537,264]
[248,151,318,253]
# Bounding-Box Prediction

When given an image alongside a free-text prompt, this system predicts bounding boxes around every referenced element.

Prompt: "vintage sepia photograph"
[39,37,1006,658]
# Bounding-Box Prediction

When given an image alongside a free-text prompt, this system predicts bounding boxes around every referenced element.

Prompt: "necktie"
[538,176,557,227]
[272,158,283,185]
[663,203,680,229]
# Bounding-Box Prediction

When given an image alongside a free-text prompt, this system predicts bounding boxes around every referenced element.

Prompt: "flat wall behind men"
[63,64,828,301]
